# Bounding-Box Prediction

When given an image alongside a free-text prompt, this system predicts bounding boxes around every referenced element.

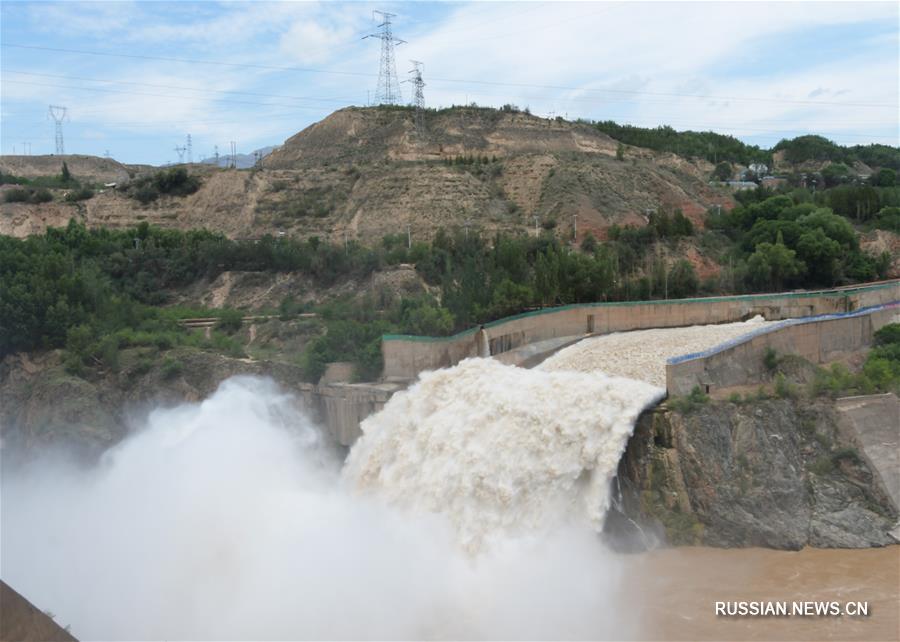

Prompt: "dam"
[4,286,898,639]
[313,280,900,446]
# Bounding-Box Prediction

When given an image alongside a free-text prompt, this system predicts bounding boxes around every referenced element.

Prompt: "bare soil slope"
[1,107,733,243]
[0,581,78,642]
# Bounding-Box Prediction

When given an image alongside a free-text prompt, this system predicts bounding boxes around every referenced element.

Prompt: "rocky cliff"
[614,398,898,549]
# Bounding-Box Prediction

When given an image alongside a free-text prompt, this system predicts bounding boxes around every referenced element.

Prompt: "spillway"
[344,317,776,552]
[2,318,790,639]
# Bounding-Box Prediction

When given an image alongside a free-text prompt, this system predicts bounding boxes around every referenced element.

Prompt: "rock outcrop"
[614,398,898,549]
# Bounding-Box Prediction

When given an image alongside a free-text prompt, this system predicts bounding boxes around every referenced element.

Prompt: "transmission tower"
[404,60,426,135]
[48,105,67,155]
[230,141,237,168]
[364,11,405,105]
[174,145,186,163]
[186,134,193,164]
[214,145,220,167]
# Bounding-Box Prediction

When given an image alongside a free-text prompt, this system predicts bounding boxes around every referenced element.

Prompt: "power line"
[3,79,345,111]
[2,69,357,105]
[4,42,894,109]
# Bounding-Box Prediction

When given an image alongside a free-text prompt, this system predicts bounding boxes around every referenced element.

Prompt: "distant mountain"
[198,145,279,169]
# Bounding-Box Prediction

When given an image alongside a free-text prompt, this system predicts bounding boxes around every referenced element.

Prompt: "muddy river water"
[622,545,900,641]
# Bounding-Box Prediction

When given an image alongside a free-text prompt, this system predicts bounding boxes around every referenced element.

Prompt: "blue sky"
[2,1,898,165]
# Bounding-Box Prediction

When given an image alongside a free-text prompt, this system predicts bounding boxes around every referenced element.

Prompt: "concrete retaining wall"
[293,381,403,446]
[382,281,900,381]
[836,394,900,519]
[666,303,900,396]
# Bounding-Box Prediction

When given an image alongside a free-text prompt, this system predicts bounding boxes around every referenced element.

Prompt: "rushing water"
[344,358,663,552]
[2,332,898,639]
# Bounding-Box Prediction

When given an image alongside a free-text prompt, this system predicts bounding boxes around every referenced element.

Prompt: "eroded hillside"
[0,106,732,243]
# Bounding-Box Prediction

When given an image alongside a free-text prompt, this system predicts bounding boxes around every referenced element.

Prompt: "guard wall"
[666,303,900,396]
[382,281,900,381]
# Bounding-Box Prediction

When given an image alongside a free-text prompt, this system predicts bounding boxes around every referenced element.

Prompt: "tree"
[821,163,851,188]
[616,143,625,161]
[796,228,842,285]
[667,260,699,298]
[747,235,805,291]
[60,162,71,183]
[712,161,733,181]
[873,168,896,187]
[580,232,598,253]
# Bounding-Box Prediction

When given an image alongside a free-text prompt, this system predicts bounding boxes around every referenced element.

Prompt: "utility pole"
[230,141,237,168]
[364,10,405,105]
[407,223,411,249]
[48,105,67,155]
[186,134,193,164]
[533,215,539,235]
[214,145,220,167]
[404,60,426,135]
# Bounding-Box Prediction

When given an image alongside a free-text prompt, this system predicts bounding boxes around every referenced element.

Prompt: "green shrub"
[774,373,797,398]
[133,185,159,204]
[152,167,199,196]
[809,456,835,476]
[215,309,244,334]
[763,347,779,372]
[97,335,120,372]
[832,447,862,465]
[64,187,94,202]
[874,323,900,346]
[161,357,183,380]
[3,188,30,203]
[31,188,52,203]
[669,386,709,412]
[131,358,153,378]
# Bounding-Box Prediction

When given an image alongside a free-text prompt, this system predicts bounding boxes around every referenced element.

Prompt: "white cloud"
[5,1,896,161]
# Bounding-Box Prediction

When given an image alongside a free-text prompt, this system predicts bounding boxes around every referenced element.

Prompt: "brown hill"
[0,581,78,641]
[0,154,139,185]
[0,107,733,243]
[264,106,623,166]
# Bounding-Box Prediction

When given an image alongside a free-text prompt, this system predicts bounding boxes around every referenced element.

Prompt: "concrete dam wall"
[667,303,900,396]
[381,281,900,382]
[311,281,899,446]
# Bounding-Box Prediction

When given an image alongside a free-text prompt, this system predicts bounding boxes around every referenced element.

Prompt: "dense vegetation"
[591,121,770,165]
[1,173,891,380]
[122,167,200,204]
[584,125,900,173]
[706,194,891,289]
[772,135,900,170]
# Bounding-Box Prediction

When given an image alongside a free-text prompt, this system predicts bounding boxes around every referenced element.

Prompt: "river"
[623,545,900,641]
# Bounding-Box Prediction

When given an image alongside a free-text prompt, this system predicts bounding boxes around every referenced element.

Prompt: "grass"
[668,386,709,413]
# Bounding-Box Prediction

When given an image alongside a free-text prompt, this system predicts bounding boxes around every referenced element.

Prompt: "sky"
[1,0,898,165]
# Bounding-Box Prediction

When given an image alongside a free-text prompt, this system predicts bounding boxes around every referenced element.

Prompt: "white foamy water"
[344,358,663,551]
[2,319,774,639]
[541,316,774,386]
[1,377,633,640]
